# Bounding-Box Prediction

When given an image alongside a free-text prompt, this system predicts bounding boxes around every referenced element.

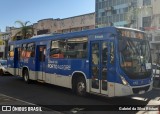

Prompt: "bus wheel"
[23,70,30,83]
[76,77,86,96]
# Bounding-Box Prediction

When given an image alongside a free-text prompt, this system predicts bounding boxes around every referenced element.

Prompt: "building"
[147,0,160,63]
[136,0,152,30]
[57,13,95,33]
[0,27,13,58]
[95,0,160,63]
[0,32,5,58]
[136,0,160,63]
[33,13,95,35]
[0,32,10,58]
[2,13,95,59]
[96,0,153,29]
[9,13,95,38]
[95,0,139,28]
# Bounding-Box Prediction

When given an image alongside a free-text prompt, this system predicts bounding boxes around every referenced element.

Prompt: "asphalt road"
[0,75,159,114]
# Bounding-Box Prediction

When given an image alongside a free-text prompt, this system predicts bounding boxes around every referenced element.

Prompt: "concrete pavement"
[0,75,159,113]
[0,87,159,114]
[0,94,62,113]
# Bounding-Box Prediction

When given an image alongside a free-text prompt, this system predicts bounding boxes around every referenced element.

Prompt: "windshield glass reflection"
[119,38,152,79]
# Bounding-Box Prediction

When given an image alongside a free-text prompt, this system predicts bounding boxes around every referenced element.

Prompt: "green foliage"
[14,21,34,40]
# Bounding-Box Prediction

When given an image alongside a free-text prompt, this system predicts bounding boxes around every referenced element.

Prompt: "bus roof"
[9,26,143,45]
[115,26,145,32]
[30,34,52,39]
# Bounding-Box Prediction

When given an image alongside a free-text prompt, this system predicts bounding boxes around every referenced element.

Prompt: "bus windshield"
[118,30,152,79]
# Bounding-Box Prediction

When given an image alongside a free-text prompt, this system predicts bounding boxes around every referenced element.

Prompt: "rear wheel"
[76,77,86,96]
[23,70,30,83]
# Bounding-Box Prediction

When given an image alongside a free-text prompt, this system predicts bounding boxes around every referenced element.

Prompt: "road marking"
[0,93,57,112]
[132,97,148,101]
[0,93,35,105]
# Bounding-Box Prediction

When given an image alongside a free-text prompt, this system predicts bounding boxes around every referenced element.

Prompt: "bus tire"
[76,77,86,96]
[23,70,30,83]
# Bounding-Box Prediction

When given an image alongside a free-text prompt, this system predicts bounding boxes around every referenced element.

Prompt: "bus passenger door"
[14,48,18,76]
[37,45,46,81]
[90,41,110,95]
[16,47,22,76]
[13,47,21,76]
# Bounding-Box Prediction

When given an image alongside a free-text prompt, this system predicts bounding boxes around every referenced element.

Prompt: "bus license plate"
[139,90,145,94]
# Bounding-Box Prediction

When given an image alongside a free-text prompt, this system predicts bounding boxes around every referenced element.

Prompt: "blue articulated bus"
[7,26,153,97]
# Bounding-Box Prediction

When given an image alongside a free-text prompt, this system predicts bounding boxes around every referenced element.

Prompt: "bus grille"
[132,85,150,94]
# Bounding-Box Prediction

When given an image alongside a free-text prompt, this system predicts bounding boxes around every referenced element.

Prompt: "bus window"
[102,42,108,65]
[50,37,88,59]
[8,45,14,57]
[26,43,35,57]
[21,44,27,58]
[110,42,114,64]
[50,40,66,58]
[66,37,88,59]
[50,48,64,58]
[39,47,46,62]
[92,43,99,65]
[18,48,21,61]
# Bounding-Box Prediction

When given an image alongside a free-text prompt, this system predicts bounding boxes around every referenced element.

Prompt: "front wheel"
[76,77,86,96]
[23,70,30,83]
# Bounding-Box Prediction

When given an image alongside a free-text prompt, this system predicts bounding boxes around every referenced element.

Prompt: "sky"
[0,0,95,32]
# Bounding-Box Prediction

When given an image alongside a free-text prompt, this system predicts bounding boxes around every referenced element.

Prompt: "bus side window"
[9,51,14,57]
[21,44,27,58]
[18,48,21,61]
[39,47,45,62]
[50,38,88,59]
[50,40,66,59]
[26,43,35,58]
[102,42,108,65]
[50,48,64,58]
[8,45,14,57]
[92,43,99,65]
[66,37,88,59]
[110,42,114,64]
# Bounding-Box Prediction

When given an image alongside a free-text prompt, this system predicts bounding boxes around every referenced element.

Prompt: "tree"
[13,21,34,40]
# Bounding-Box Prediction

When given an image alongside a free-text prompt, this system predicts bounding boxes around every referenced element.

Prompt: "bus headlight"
[120,75,129,86]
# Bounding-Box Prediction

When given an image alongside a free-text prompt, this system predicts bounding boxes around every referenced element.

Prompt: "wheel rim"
[77,82,85,95]
[24,73,28,82]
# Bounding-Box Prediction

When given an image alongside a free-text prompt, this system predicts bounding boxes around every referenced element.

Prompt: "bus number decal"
[95,35,104,39]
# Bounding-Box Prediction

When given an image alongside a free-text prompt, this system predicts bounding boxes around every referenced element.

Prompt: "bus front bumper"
[114,82,153,97]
